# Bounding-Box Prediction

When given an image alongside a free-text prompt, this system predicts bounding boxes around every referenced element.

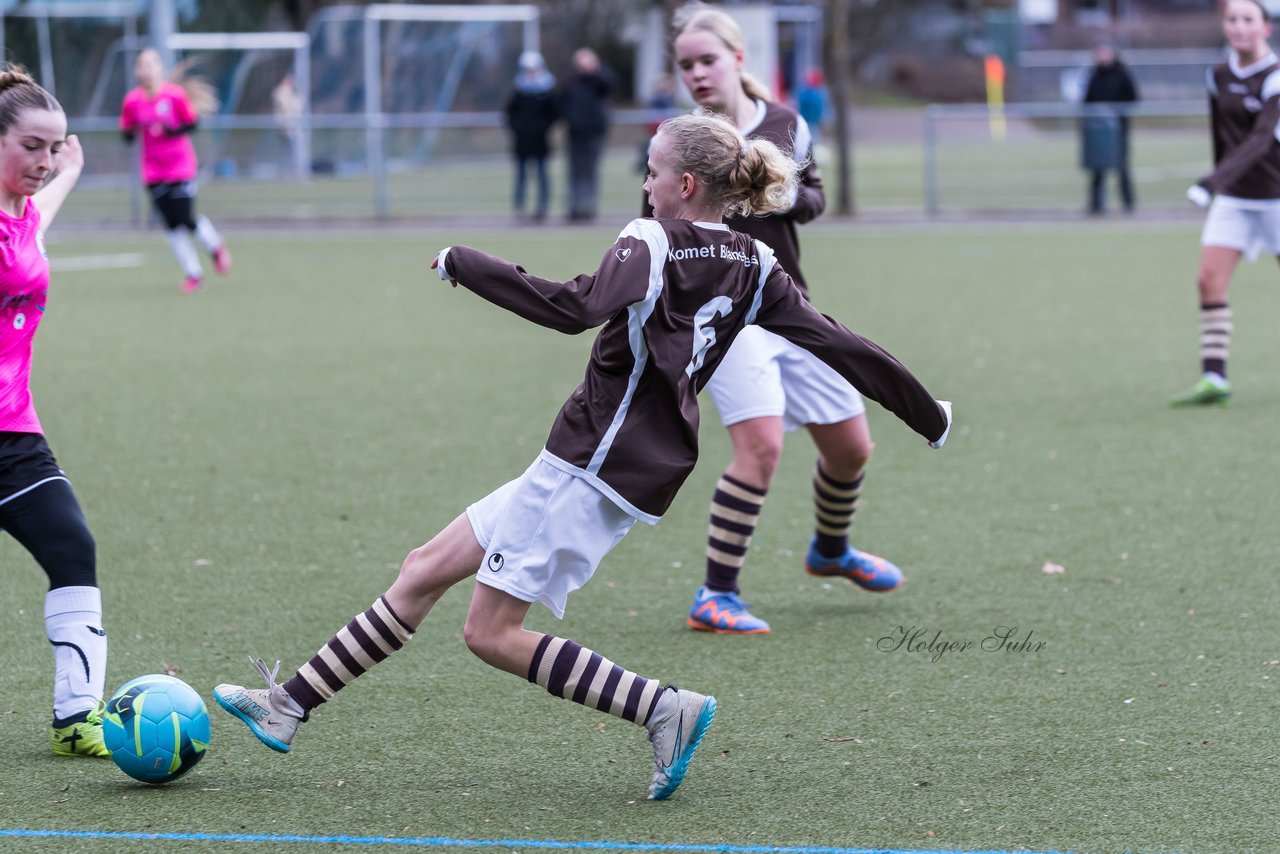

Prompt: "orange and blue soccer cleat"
[687,587,771,634]
[804,537,903,592]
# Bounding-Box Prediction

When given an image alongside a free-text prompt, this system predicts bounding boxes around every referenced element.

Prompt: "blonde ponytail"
[656,113,798,219]
[728,140,797,217]
[170,57,219,115]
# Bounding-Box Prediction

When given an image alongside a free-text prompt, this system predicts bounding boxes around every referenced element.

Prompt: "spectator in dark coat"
[1081,43,1140,214]
[505,51,558,221]
[558,47,616,221]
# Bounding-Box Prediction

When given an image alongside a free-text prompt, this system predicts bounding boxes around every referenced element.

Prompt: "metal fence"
[54,99,1214,228]
[921,100,1208,217]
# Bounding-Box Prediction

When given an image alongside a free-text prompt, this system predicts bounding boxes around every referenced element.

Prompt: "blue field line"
[0,829,1069,854]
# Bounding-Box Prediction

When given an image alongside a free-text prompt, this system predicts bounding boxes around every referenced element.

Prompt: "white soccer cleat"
[214,658,304,753]
[644,685,717,800]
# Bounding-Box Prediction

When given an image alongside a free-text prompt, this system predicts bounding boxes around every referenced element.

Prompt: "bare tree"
[823,0,931,215]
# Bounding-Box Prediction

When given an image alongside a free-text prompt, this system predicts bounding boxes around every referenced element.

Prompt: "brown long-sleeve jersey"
[443,218,945,523]
[1201,53,1280,199]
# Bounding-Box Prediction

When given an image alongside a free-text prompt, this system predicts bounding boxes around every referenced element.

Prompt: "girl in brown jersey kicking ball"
[214,113,952,802]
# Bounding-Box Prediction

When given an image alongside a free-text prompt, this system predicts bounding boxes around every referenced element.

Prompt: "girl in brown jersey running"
[668,5,901,635]
[1177,0,1280,406]
[213,112,952,802]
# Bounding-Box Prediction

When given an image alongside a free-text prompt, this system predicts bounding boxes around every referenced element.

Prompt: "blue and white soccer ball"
[102,674,211,784]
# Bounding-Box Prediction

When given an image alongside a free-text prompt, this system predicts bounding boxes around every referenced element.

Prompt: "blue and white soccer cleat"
[645,685,717,800]
[214,658,305,753]
[804,537,904,592]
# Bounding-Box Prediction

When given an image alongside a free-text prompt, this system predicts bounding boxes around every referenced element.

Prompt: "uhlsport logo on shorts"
[487,553,505,572]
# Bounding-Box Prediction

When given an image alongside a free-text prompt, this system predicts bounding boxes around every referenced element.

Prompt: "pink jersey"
[0,199,49,434]
[120,82,199,184]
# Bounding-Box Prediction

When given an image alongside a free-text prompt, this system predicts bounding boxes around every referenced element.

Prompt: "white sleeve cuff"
[929,400,953,449]
[1187,185,1211,208]
[436,247,454,280]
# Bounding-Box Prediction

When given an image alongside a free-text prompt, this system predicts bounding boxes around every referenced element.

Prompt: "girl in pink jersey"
[670,6,901,635]
[0,65,110,759]
[120,48,230,294]
[213,112,951,802]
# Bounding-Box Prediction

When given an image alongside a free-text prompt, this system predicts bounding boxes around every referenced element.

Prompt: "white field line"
[50,253,147,272]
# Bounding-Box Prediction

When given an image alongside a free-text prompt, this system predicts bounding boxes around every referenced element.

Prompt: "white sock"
[194,216,223,255]
[46,586,107,723]
[166,229,203,279]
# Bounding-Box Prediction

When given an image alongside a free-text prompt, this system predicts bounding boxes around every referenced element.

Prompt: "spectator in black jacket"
[559,47,615,221]
[1081,43,1140,214]
[505,51,558,221]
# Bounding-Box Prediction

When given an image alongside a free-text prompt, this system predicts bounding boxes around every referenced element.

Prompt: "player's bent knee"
[461,616,505,666]
[848,442,874,473]
[737,442,782,483]
[396,545,450,596]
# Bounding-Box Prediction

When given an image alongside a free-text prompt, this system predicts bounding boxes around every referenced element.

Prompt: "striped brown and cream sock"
[812,464,864,557]
[527,635,663,726]
[704,473,767,593]
[282,595,415,713]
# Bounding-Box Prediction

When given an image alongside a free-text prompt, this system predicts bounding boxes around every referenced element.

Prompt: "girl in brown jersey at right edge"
[653,4,908,635]
[213,112,952,803]
[1176,0,1280,406]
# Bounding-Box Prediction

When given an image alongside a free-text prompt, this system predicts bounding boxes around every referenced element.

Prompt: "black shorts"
[149,181,198,230]
[0,432,66,506]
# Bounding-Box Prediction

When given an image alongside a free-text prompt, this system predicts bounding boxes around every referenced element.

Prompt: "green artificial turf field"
[1,219,1276,853]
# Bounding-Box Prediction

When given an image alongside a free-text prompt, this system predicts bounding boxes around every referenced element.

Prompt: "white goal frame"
[0,1,143,98]
[313,3,540,217]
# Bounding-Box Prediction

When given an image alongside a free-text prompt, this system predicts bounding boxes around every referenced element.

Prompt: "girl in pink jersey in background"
[0,65,111,759]
[120,48,230,294]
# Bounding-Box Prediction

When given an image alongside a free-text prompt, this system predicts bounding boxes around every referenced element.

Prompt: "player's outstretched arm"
[754,268,950,447]
[33,134,84,230]
[432,229,653,334]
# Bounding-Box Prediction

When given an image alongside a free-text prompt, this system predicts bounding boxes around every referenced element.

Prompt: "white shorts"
[706,325,865,431]
[1201,195,1280,262]
[466,457,635,619]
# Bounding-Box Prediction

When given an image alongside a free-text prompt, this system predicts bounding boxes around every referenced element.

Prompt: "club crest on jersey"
[616,247,632,262]
[13,312,25,330]
[1243,96,1263,112]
